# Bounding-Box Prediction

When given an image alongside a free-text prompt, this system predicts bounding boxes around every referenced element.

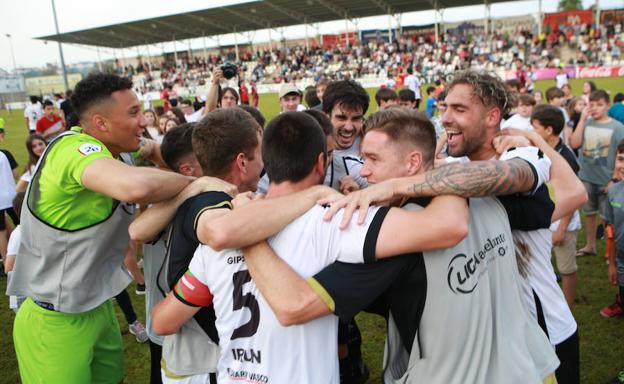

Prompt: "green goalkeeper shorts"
[13,298,124,384]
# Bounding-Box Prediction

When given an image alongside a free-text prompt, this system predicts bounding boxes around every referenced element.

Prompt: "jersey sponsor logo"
[447,233,508,294]
[232,348,262,364]
[77,143,103,156]
[226,368,269,383]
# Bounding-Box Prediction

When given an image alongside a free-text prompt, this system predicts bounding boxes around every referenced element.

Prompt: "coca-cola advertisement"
[576,66,624,78]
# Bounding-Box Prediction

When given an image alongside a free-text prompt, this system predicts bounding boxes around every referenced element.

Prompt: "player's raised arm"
[81,157,192,205]
[320,158,537,228]
[200,185,341,250]
[129,176,237,242]
[243,241,332,326]
[497,128,587,222]
[374,195,468,259]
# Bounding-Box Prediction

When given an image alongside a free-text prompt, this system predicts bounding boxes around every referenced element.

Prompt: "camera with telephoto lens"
[220,62,238,79]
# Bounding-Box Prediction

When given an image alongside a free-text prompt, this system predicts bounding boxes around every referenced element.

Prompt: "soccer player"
[322,79,369,193]
[6,73,218,384]
[130,108,261,383]
[130,123,232,384]
[36,99,65,141]
[152,111,470,383]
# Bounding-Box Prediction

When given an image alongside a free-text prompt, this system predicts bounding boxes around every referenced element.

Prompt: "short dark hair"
[617,139,624,154]
[614,93,624,104]
[589,90,610,104]
[304,109,333,136]
[29,96,38,104]
[545,86,564,102]
[426,86,435,95]
[375,88,398,106]
[42,100,54,108]
[220,87,240,104]
[304,86,321,108]
[160,123,195,172]
[71,73,133,118]
[193,108,261,178]
[531,105,565,135]
[316,78,330,89]
[180,99,193,107]
[364,106,436,168]
[322,79,369,115]
[263,112,326,183]
[154,105,165,117]
[168,107,187,124]
[449,70,515,116]
[398,89,416,103]
[239,105,266,128]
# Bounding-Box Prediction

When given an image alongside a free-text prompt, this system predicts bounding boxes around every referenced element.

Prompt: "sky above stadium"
[0,0,621,71]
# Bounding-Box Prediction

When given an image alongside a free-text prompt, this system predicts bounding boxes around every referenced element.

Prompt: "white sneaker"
[129,320,149,343]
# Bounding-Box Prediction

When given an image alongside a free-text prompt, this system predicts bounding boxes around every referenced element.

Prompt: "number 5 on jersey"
[231,270,260,339]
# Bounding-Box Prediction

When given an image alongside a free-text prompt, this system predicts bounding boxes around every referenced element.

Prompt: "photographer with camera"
[204,64,240,115]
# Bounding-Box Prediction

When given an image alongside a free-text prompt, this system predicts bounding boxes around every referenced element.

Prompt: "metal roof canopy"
[36,0,511,48]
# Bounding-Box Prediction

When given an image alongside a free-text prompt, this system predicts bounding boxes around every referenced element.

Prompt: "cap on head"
[279,84,302,99]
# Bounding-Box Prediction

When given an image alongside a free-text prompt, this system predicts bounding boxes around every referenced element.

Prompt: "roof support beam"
[264,1,314,24]
[315,0,350,20]
[368,0,393,15]
[180,13,232,33]
[222,7,270,30]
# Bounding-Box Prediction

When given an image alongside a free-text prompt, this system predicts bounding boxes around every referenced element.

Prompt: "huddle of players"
[132,71,587,384]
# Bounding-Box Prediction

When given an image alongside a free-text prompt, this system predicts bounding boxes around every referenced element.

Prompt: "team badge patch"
[78,143,102,156]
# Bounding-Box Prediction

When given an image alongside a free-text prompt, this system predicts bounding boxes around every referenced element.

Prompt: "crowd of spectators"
[117,14,623,94]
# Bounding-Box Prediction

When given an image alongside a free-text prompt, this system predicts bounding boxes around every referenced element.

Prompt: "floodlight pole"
[5,34,17,74]
[51,0,69,92]
[596,0,601,28]
[268,27,273,51]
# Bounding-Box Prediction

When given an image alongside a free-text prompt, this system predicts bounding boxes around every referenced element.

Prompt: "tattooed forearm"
[407,159,535,197]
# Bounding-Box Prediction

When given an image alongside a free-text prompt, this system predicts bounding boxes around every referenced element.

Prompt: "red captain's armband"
[174,270,214,307]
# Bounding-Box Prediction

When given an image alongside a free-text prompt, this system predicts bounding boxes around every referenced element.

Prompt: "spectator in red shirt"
[36,100,65,142]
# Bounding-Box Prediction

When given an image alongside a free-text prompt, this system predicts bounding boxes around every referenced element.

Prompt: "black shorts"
[0,207,19,231]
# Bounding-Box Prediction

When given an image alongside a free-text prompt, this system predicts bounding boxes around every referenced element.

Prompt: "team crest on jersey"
[78,143,102,156]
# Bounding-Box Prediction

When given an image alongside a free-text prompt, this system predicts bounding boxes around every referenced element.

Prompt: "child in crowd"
[531,105,581,308]
[602,139,624,383]
[502,93,536,131]
[398,89,417,109]
[425,86,437,118]
[570,90,624,258]
[375,88,398,110]
[6,192,25,312]
[546,86,570,127]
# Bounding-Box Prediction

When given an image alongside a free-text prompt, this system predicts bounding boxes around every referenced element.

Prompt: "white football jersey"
[188,205,383,384]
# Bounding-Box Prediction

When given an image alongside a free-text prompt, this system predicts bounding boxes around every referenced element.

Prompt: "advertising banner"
[321,32,357,49]
[360,29,395,45]
[544,10,593,31]
[0,77,25,94]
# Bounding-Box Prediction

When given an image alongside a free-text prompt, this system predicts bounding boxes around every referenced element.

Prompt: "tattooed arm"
[404,159,536,197]
[320,158,536,227]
